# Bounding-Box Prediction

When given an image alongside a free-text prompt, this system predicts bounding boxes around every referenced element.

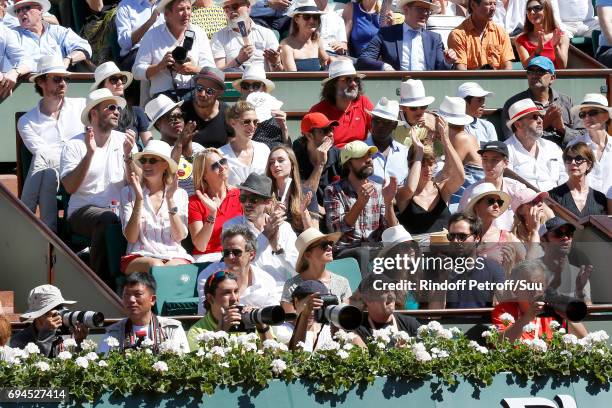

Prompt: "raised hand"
[237,44,255,63]
[434,115,448,140]
[315,136,333,165]
[196,189,221,215]
[166,173,179,198]
[85,126,96,155]
[552,28,564,47]
[123,129,136,156]
[128,171,143,201]
[179,121,197,145]
[575,265,593,296]
[263,47,282,66]
[300,190,313,213]
[356,182,375,204]
[382,176,398,204]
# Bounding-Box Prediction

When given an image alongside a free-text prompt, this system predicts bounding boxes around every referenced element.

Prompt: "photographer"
[492,260,587,343]
[287,280,330,351]
[10,285,88,358]
[187,271,274,350]
[98,272,190,354]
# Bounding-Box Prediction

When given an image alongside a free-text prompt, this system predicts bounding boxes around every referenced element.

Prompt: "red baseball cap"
[300,112,339,134]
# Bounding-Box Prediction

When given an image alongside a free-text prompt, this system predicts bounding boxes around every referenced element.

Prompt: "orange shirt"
[448,17,515,70]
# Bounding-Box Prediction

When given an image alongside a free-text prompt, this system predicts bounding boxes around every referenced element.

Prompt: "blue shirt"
[116,0,164,57]
[597,0,612,48]
[14,22,92,64]
[366,135,409,186]
[445,259,505,309]
[0,24,30,73]
[464,117,498,146]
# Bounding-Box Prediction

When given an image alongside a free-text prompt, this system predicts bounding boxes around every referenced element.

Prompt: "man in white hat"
[60,88,137,280]
[211,0,282,71]
[314,0,348,56]
[364,97,409,186]
[309,59,373,148]
[504,98,567,192]
[394,79,438,147]
[356,0,457,71]
[133,0,215,99]
[0,22,30,98]
[10,284,88,358]
[11,0,92,67]
[115,0,163,71]
[18,56,86,233]
[456,82,497,145]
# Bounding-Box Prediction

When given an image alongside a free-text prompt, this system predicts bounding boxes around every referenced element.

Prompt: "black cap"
[542,217,576,236]
[291,280,329,300]
[238,173,273,198]
[478,141,509,157]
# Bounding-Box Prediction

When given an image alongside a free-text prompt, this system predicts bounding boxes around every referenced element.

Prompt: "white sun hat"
[464,182,511,215]
[232,64,276,93]
[367,97,405,124]
[506,98,545,128]
[81,88,127,126]
[90,61,133,91]
[29,55,70,82]
[144,94,184,130]
[287,0,325,17]
[20,284,76,320]
[456,82,494,99]
[7,0,51,17]
[398,79,435,107]
[570,93,612,116]
[438,96,473,126]
[133,140,178,174]
[321,59,365,85]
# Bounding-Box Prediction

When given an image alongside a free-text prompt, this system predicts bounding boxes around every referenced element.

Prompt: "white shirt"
[196,261,279,315]
[115,0,165,56]
[219,141,270,186]
[222,215,298,284]
[400,24,425,71]
[365,135,409,186]
[458,177,527,231]
[568,133,612,195]
[120,185,193,261]
[60,130,137,216]
[18,97,86,156]
[133,23,215,97]
[558,0,595,23]
[320,10,347,52]
[211,22,279,70]
[505,135,568,192]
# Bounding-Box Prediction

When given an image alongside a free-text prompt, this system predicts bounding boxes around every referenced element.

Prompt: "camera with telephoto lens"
[314,294,363,330]
[172,30,195,64]
[539,288,587,322]
[57,307,105,329]
[229,304,286,332]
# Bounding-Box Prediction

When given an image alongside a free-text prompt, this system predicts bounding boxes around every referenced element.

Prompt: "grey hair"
[510,259,548,282]
[221,225,258,254]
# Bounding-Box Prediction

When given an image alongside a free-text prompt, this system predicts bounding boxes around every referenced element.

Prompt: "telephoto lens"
[229,305,286,332]
[541,289,588,322]
[314,294,363,330]
[59,308,105,328]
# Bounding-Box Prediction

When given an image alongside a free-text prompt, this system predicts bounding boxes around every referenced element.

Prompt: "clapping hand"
[382,176,398,204]
[128,171,143,201]
[196,189,221,215]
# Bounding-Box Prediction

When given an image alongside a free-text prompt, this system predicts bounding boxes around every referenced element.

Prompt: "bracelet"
[124,154,133,162]
[235,56,243,66]
[272,248,285,256]
[168,206,178,215]
[256,325,270,334]
[205,215,216,224]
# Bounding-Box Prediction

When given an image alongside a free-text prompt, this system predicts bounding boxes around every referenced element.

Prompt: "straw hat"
[81,88,126,126]
[7,0,51,16]
[295,228,342,273]
[506,98,545,128]
[438,96,473,126]
[398,79,435,107]
[570,93,612,116]
[397,0,434,9]
[367,97,405,124]
[287,0,325,17]
[29,55,70,82]
[133,140,178,174]
[90,61,133,91]
[232,64,276,93]
[321,59,365,85]
[144,94,184,130]
[464,182,511,215]
[21,285,76,320]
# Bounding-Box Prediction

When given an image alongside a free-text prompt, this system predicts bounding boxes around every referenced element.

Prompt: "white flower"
[80,339,97,352]
[558,328,566,334]
[212,331,229,341]
[75,356,89,368]
[412,342,426,353]
[159,339,184,355]
[372,329,391,345]
[196,331,215,344]
[439,329,453,340]
[24,342,40,355]
[209,346,226,358]
[334,330,358,344]
[560,350,572,358]
[523,338,547,353]
[587,330,609,343]
[141,338,154,348]
[263,339,288,351]
[317,340,340,351]
[85,352,99,361]
[152,361,168,372]
[63,338,78,349]
[392,331,412,344]
[104,336,119,348]
[337,349,350,359]
[499,313,515,325]
[271,359,287,375]
[57,351,72,361]
[98,360,108,367]
[342,343,354,351]
[438,350,450,358]
[549,320,561,330]
[145,348,153,355]
[481,331,493,339]
[196,348,206,357]
[415,350,432,362]
[522,323,537,333]
[242,342,258,352]
[220,362,230,368]
[450,327,462,337]
[562,334,578,345]
[34,361,50,371]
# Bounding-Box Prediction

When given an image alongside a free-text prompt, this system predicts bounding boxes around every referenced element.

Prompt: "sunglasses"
[372,117,396,126]
[339,76,360,84]
[138,157,162,165]
[164,112,184,122]
[15,4,35,13]
[242,119,259,127]
[49,76,69,84]
[108,75,128,85]
[240,81,263,91]
[298,14,320,21]
[446,232,474,242]
[222,248,244,258]
[526,4,544,13]
[526,68,549,76]
[486,198,505,207]
[578,109,605,119]
[550,227,574,239]
[563,155,588,165]
[408,105,428,111]
[239,194,266,204]
[211,157,228,171]
[195,84,218,96]
[309,240,334,251]
[105,104,123,113]
[523,114,542,121]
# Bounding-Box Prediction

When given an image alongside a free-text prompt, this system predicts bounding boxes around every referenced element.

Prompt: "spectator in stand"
[194,225,279,317]
[548,143,609,217]
[504,98,567,191]
[189,148,243,262]
[182,67,232,148]
[456,82,497,145]
[120,141,193,274]
[492,0,563,37]
[558,0,599,40]
[191,0,226,40]
[396,118,464,234]
[60,88,137,280]
[501,57,584,146]
[343,0,381,57]
[0,23,30,98]
[0,315,13,362]
[267,146,319,232]
[393,79,439,149]
[515,0,569,70]
[459,141,527,231]
[447,0,514,70]
[365,97,409,186]
[220,101,271,186]
[145,94,204,196]
[316,0,348,56]
[233,65,289,148]
[249,0,292,34]
[355,0,457,71]
[324,140,398,253]
[93,62,152,147]
[280,0,329,72]
[510,189,553,251]
[115,0,163,71]
[212,0,282,71]
[309,59,373,148]
[567,94,612,196]
[432,0,467,15]
[1,0,58,29]
[133,0,215,100]
[99,272,190,354]
[18,56,84,233]
[596,0,612,67]
[10,0,92,68]
[292,112,341,205]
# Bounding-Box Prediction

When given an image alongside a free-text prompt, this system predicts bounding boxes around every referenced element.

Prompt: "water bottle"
[110,200,120,216]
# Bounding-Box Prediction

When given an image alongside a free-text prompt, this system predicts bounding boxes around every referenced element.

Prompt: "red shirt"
[492,302,562,341]
[515,33,560,69]
[188,188,243,255]
[309,95,373,148]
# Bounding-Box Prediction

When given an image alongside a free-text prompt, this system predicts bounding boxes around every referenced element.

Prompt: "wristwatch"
[168,206,179,215]
[272,248,285,256]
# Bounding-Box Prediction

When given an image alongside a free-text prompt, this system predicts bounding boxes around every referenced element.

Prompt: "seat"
[151,262,211,316]
[326,257,361,292]
[106,223,128,292]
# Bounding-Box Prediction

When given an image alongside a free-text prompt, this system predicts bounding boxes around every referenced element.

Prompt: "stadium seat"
[151,262,211,316]
[106,223,127,292]
[327,257,361,292]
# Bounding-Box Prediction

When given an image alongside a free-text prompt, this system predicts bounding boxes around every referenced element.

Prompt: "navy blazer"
[355,24,452,71]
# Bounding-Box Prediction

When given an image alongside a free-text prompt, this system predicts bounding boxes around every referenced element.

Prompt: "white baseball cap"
[456,82,494,99]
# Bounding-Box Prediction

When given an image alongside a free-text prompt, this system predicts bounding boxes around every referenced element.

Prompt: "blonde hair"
[192,148,228,193]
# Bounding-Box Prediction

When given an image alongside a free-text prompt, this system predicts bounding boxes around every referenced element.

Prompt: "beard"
[340,87,359,100]
[355,165,374,180]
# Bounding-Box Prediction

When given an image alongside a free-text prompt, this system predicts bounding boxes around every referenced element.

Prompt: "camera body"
[57,307,105,329]
[172,30,195,64]
[540,288,587,322]
[314,294,363,330]
[228,304,286,332]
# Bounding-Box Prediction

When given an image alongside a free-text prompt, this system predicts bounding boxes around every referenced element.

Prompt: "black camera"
[172,30,195,64]
[314,294,363,330]
[58,307,105,329]
[540,289,587,322]
[229,304,286,332]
